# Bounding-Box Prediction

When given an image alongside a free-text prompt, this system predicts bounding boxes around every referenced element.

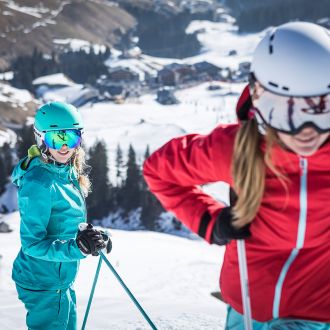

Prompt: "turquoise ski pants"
[226,306,330,330]
[16,285,77,330]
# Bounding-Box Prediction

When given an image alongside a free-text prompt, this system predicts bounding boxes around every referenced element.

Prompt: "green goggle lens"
[44,130,82,150]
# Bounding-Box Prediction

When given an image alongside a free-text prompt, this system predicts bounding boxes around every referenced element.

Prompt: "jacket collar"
[12,156,77,187]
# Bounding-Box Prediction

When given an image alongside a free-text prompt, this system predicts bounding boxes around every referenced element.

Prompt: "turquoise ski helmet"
[34,102,84,149]
[34,101,84,132]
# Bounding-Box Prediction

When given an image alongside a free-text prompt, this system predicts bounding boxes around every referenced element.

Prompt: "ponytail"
[231,121,287,227]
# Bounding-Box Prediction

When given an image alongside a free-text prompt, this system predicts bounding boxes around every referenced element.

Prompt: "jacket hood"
[12,156,77,187]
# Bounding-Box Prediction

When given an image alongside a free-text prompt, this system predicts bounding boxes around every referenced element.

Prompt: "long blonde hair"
[41,146,91,196]
[231,120,287,227]
[72,147,91,197]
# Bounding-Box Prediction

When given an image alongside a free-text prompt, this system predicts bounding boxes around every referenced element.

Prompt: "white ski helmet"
[250,21,330,97]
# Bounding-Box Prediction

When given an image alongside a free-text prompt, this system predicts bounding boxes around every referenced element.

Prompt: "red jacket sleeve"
[143,124,238,243]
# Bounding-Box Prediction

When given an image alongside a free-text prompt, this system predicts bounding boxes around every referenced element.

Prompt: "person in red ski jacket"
[143,22,330,329]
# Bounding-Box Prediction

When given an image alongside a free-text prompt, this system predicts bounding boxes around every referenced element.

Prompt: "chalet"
[193,61,221,80]
[97,67,142,98]
[157,63,195,86]
[107,67,139,82]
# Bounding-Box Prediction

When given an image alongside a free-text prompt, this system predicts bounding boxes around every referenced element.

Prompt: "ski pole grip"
[78,223,93,231]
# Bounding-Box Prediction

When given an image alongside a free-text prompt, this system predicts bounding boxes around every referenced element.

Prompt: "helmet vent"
[73,123,79,126]
[50,125,58,128]
[282,86,289,91]
[269,45,273,54]
[268,32,275,54]
[268,81,278,88]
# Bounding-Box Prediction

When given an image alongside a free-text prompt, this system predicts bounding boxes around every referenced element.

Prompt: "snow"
[39,84,84,102]
[79,80,243,181]
[0,128,16,148]
[0,183,17,212]
[104,19,259,80]
[0,14,264,329]
[105,58,159,81]
[0,212,227,329]
[32,73,76,87]
[3,2,46,18]
[185,20,263,70]
[0,83,33,106]
[1,1,71,34]
[53,38,107,54]
[28,19,255,191]
[0,72,13,81]
[2,10,13,16]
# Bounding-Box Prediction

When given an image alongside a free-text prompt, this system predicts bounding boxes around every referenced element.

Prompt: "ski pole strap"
[99,252,158,330]
[81,256,103,330]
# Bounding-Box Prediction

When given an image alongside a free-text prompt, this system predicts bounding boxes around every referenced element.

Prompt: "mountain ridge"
[0,0,136,70]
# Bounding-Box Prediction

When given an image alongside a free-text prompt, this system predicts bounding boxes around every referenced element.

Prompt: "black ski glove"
[211,207,251,245]
[76,224,106,256]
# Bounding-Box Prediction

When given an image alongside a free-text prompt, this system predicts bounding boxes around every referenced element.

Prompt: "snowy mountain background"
[0,1,329,329]
[0,16,258,329]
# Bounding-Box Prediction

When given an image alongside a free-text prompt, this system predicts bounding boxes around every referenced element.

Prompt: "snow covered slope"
[0,18,263,329]
[0,212,226,329]
[80,81,246,180]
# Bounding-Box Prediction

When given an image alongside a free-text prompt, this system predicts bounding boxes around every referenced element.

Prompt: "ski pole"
[81,255,103,330]
[99,252,158,330]
[237,239,253,330]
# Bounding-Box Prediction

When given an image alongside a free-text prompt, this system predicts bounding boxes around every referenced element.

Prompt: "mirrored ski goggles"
[250,81,330,135]
[43,129,82,150]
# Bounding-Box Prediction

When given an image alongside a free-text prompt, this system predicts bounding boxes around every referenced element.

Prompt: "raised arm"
[143,124,238,242]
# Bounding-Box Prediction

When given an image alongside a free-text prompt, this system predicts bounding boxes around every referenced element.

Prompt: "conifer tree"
[0,142,13,195]
[115,144,124,187]
[140,145,164,230]
[12,48,59,91]
[86,140,112,222]
[59,47,108,84]
[0,152,8,194]
[16,124,35,159]
[144,144,150,160]
[1,143,13,177]
[121,144,141,211]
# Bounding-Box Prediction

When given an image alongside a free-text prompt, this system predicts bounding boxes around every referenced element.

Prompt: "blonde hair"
[41,146,91,197]
[231,120,287,228]
[72,147,91,197]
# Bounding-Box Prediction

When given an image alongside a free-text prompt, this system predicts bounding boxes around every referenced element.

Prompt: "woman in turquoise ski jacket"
[12,102,111,330]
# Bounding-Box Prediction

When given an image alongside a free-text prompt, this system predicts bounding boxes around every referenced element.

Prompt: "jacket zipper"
[70,178,87,222]
[272,157,308,318]
[59,262,62,281]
